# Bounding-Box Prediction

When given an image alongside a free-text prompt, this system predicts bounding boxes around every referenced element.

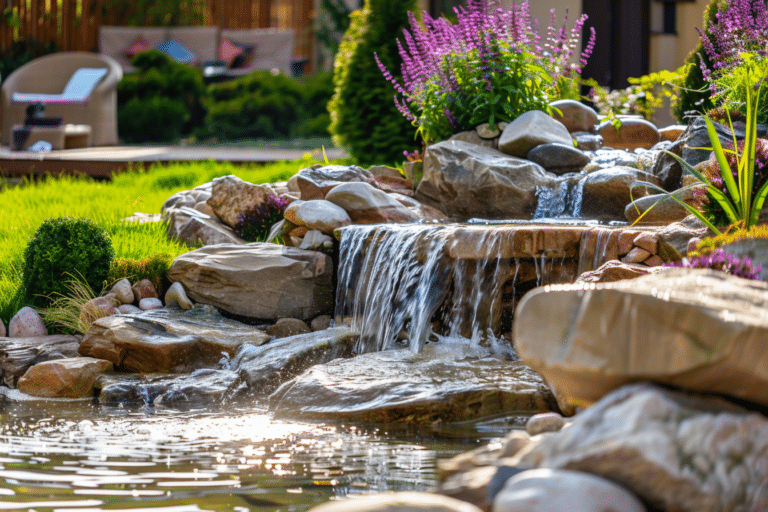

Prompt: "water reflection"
[0,399,477,511]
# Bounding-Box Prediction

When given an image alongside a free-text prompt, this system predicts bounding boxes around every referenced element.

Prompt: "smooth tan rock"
[659,124,687,142]
[525,412,565,436]
[498,110,573,157]
[451,129,497,149]
[439,466,498,512]
[389,193,447,221]
[9,307,47,338]
[206,175,277,228]
[643,255,663,267]
[167,243,333,321]
[296,165,378,200]
[269,349,559,424]
[624,188,698,225]
[621,247,651,263]
[373,174,415,197]
[117,304,142,314]
[476,123,501,139]
[0,320,4,338]
[284,199,351,234]
[310,315,332,331]
[599,118,660,151]
[572,131,603,151]
[109,279,134,305]
[416,140,558,221]
[514,268,768,408]
[174,211,246,246]
[511,384,768,512]
[493,468,647,512]
[164,282,193,310]
[131,279,158,301]
[550,99,599,133]
[325,182,419,224]
[307,492,484,512]
[575,260,662,284]
[299,230,334,250]
[79,307,269,373]
[266,318,312,339]
[0,335,81,387]
[18,357,113,398]
[632,233,658,254]
[367,165,405,180]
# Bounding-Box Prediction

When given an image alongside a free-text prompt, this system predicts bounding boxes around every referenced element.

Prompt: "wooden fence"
[0,0,313,57]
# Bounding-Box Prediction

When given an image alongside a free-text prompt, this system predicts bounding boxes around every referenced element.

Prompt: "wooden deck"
[0,145,348,179]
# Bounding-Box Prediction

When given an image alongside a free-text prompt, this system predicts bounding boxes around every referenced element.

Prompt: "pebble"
[110,278,134,305]
[139,298,163,311]
[132,279,158,301]
[525,412,566,435]
[165,282,193,310]
[9,306,48,338]
[117,304,143,314]
[493,468,647,512]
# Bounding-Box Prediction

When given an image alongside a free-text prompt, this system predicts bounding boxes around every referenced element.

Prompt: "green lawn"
[0,156,350,325]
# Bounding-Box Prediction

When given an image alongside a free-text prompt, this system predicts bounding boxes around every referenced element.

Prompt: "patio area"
[0,144,348,178]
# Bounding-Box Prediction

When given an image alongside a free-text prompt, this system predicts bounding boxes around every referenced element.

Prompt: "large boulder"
[510,384,768,512]
[96,369,237,405]
[79,307,269,373]
[295,165,378,200]
[514,268,768,408]
[324,182,419,224]
[228,326,359,397]
[579,167,658,221]
[269,347,559,424]
[549,99,599,133]
[284,199,351,234]
[165,207,245,246]
[9,307,47,338]
[415,140,558,221]
[0,335,81,387]
[206,175,277,229]
[167,243,333,321]
[18,357,113,398]
[598,118,660,151]
[498,110,573,157]
[525,143,590,175]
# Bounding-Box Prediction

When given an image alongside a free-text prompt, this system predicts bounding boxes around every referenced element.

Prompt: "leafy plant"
[376,0,596,145]
[327,0,420,165]
[234,195,290,242]
[22,217,115,308]
[663,249,762,280]
[104,0,204,26]
[592,69,682,121]
[107,253,174,297]
[636,52,768,234]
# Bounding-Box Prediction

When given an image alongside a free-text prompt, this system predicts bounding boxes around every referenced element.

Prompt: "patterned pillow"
[125,35,150,58]
[219,38,255,69]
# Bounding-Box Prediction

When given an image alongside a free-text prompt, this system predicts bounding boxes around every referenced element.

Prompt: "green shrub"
[107,253,174,297]
[203,71,333,140]
[0,37,58,85]
[117,50,207,142]
[22,217,115,307]
[327,0,419,165]
[671,0,725,122]
[233,195,290,242]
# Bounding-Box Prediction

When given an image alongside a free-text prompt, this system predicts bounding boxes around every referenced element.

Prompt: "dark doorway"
[581,0,650,89]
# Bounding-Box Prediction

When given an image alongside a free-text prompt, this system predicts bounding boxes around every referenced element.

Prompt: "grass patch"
[0,155,352,326]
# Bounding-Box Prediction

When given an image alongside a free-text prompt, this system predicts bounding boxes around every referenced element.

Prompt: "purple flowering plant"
[375,0,596,145]
[663,249,762,281]
[234,194,289,243]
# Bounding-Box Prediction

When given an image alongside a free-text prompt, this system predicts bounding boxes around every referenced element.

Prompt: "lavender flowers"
[664,249,763,280]
[376,0,596,145]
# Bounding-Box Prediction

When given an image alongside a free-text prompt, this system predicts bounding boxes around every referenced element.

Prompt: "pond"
[0,396,504,511]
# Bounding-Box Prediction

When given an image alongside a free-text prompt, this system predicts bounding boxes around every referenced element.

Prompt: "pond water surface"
[0,396,501,511]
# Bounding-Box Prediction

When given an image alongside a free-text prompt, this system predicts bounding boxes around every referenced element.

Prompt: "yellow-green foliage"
[107,254,174,297]
[690,224,768,258]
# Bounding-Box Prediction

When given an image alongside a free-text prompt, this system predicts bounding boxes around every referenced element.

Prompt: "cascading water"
[533,174,588,219]
[335,224,579,355]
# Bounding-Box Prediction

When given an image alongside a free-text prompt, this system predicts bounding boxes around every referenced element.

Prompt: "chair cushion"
[125,35,150,58]
[156,39,196,64]
[12,68,109,104]
[219,38,254,69]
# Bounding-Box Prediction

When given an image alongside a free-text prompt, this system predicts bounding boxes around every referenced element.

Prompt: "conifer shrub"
[22,218,115,307]
[327,0,420,166]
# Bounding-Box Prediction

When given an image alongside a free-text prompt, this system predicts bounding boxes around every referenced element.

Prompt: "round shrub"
[327,0,420,166]
[119,96,189,143]
[22,217,115,307]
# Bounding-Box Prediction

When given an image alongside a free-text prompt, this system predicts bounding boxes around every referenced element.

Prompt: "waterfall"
[533,174,588,220]
[335,224,579,355]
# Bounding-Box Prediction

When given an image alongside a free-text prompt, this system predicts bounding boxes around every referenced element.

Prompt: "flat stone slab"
[269,347,558,424]
[228,326,359,398]
[0,335,81,388]
[95,369,237,405]
[79,307,269,373]
[514,268,768,409]
[446,225,587,259]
